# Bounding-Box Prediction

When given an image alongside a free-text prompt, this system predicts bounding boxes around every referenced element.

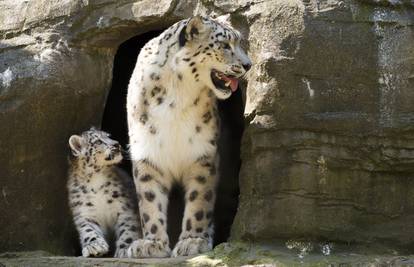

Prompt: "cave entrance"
[101,30,244,248]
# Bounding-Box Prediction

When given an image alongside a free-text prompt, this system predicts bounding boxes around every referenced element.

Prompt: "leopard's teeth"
[225,81,231,87]
[215,72,221,79]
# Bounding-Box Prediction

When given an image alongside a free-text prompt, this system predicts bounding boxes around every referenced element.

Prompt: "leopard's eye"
[95,140,102,145]
[222,43,231,50]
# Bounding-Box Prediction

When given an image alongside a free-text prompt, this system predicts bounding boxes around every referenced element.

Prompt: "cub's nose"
[113,143,121,152]
[242,63,252,71]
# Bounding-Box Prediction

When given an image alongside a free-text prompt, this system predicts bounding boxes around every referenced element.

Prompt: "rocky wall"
[1,0,413,255]
[231,0,414,250]
[0,0,189,254]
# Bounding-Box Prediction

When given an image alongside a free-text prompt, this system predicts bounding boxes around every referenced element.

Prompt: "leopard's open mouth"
[105,154,114,161]
[211,69,239,93]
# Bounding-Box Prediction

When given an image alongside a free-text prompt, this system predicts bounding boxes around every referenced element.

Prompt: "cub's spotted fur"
[127,15,251,257]
[67,128,141,258]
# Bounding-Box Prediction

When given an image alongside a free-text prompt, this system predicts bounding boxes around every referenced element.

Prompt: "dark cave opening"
[101,30,244,248]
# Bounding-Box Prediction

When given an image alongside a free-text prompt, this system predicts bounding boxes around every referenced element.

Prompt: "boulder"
[0,0,184,254]
[231,0,414,249]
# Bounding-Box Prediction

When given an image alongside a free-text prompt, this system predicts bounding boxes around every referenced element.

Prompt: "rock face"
[0,0,188,254]
[231,0,414,249]
[0,0,413,255]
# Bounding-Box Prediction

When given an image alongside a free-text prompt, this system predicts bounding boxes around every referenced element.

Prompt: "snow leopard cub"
[67,128,141,257]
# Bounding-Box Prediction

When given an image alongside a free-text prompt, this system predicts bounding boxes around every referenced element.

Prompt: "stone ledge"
[2,243,414,267]
[0,252,191,267]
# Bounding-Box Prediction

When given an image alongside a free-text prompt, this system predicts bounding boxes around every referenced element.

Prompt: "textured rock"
[0,251,190,267]
[231,0,414,250]
[0,0,184,254]
[2,244,414,267]
[0,0,240,254]
[1,0,414,256]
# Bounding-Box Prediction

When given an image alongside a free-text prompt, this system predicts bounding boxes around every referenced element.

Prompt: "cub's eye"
[95,140,102,145]
[222,43,231,50]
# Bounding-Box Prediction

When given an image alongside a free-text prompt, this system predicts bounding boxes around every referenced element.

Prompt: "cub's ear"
[179,16,210,47]
[69,135,84,156]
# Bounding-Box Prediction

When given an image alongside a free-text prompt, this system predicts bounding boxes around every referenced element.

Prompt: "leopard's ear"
[179,16,211,47]
[69,135,84,156]
[215,14,231,26]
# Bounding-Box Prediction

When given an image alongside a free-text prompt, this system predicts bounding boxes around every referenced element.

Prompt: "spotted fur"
[67,128,141,258]
[127,15,251,258]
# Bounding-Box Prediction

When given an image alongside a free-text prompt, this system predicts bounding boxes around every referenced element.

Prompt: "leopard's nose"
[242,63,251,71]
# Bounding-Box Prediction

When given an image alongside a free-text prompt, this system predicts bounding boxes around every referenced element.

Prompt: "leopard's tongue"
[220,75,239,92]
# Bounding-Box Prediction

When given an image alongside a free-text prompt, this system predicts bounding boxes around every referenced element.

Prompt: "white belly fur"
[129,99,216,178]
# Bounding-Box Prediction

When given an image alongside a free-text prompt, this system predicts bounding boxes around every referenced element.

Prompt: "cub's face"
[69,128,122,167]
[177,15,252,99]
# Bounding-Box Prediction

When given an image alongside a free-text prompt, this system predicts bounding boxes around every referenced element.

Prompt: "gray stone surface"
[0,0,185,254]
[231,0,414,250]
[1,0,414,256]
[0,251,190,267]
[2,244,414,267]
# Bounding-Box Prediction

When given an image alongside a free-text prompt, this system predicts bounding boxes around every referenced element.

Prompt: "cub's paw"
[114,247,129,258]
[172,237,211,257]
[127,239,170,258]
[81,237,109,257]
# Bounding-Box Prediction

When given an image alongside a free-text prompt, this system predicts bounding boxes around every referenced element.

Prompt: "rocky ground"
[2,242,414,267]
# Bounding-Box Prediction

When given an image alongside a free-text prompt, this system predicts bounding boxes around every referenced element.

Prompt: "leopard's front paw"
[172,237,211,257]
[127,239,170,258]
[81,237,109,257]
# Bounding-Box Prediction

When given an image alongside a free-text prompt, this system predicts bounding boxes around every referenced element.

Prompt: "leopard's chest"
[69,173,125,230]
[130,92,218,177]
